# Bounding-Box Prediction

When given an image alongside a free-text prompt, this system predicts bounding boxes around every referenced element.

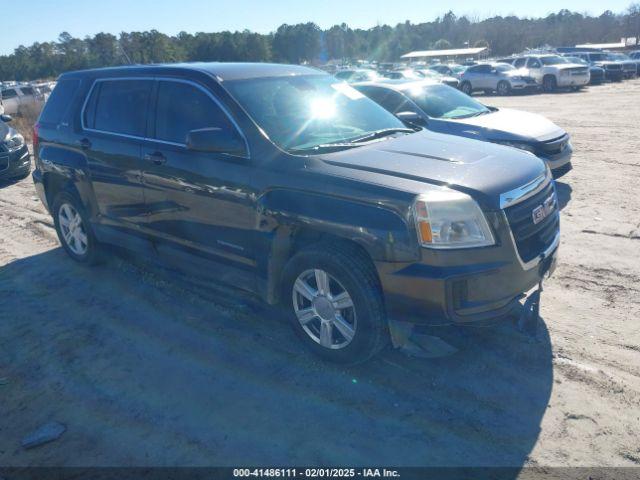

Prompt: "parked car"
[381,69,423,80]
[459,63,537,95]
[630,51,640,60]
[334,69,383,83]
[427,63,467,78]
[562,52,624,82]
[0,85,41,115]
[0,114,31,181]
[353,79,572,176]
[415,69,460,88]
[606,52,639,78]
[33,63,559,363]
[561,55,605,84]
[512,55,590,92]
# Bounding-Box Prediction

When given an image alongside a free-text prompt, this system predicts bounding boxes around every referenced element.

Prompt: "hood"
[556,62,586,70]
[447,108,565,143]
[316,130,546,209]
[505,68,530,77]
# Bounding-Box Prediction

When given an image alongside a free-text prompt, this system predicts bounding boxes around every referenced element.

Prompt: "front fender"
[257,189,418,263]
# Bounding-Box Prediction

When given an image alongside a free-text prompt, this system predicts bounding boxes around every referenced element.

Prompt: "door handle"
[144,152,167,165]
[76,138,91,150]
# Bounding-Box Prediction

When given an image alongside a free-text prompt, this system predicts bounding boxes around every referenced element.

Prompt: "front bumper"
[540,142,572,171]
[557,74,590,87]
[0,145,31,179]
[376,206,559,326]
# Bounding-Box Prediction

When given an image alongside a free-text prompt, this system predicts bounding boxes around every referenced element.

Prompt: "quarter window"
[39,79,81,125]
[153,81,236,145]
[85,79,152,137]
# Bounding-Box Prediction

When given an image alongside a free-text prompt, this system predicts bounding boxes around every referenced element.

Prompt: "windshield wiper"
[288,143,362,154]
[457,110,491,119]
[344,127,416,144]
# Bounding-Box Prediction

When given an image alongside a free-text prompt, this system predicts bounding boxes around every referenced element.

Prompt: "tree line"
[2,5,639,81]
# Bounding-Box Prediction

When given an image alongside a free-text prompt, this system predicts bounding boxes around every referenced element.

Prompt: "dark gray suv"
[32,63,559,363]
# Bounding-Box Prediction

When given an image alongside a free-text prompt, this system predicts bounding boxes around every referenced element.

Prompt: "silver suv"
[459,63,536,96]
[513,55,590,92]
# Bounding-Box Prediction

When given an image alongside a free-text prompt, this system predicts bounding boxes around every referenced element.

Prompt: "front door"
[141,79,257,281]
[81,78,152,229]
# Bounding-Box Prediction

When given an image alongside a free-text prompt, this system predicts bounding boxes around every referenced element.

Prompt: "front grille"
[523,76,537,84]
[567,67,589,75]
[535,134,570,157]
[605,64,622,71]
[504,181,559,263]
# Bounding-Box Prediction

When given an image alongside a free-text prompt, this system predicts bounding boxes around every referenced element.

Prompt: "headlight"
[495,140,536,154]
[4,132,24,151]
[511,76,522,81]
[413,190,495,249]
[560,70,570,76]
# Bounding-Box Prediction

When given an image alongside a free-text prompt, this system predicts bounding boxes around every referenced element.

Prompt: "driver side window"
[528,59,541,68]
[154,80,236,145]
[514,58,527,68]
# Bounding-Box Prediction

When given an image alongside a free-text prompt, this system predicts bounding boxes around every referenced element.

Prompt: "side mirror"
[186,127,246,156]
[1,114,12,123]
[396,111,426,127]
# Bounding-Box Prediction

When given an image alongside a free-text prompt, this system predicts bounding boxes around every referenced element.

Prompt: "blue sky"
[1,0,632,55]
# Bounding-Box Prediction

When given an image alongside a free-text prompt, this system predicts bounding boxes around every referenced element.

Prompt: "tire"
[281,242,388,364]
[52,191,101,265]
[542,75,557,93]
[497,80,511,96]
[460,81,473,95]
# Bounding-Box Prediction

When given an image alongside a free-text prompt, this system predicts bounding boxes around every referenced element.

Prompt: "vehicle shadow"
[554,180,573,211]
[0,248,553,472]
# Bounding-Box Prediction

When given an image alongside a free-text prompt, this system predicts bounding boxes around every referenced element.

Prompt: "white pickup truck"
[513,54,590,92]
[1,85,41,115]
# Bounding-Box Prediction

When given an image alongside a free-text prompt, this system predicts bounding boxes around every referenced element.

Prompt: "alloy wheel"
[292,269,357,350]
[58,203,88,256]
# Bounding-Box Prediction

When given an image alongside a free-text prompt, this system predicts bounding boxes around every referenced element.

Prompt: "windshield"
[609,53,630,60]
[496,64,516,72]
[405,84,491,119]
[566,57,587,65]
[589,53,607,61]
[540,56,567,65]
[451,65,467,74]
[225,75,408,153]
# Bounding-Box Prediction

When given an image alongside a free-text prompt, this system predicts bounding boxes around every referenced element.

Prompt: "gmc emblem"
[532,195,556,225]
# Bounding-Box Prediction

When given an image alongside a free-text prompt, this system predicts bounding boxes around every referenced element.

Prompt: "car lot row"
[332,50,640,96]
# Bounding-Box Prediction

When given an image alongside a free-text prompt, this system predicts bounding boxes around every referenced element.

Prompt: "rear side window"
[85,79,152,137]
[513,58,527,68]
[20,87,35,95]
[39,79,81,125]
[153,81,235,145]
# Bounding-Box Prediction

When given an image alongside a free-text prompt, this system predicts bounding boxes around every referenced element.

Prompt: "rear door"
[81,78,152,229]
[141,78,257,279]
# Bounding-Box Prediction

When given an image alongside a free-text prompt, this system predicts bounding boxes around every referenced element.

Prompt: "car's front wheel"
[497,80,511,96]
[460,81,473,95]
[543,75,557,92]
[282,242,388,364]
[52,192,101,264]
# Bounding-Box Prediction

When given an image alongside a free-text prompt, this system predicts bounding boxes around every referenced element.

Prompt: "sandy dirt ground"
[0,80,639,470]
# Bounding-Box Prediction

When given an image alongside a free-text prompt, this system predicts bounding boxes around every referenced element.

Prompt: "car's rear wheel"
[460,81,473,95]
[497,80,511,96]
[282,242,388,364]
[52,192,101,264]
[543,75,557,92]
